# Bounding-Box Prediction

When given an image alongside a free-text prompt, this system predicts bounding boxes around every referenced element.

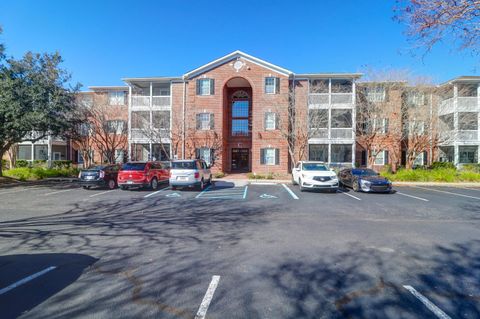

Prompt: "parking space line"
[339,190,361,201]
[194,275,220,319]
[281,183,299,200]
[396,192,429,202]
[250,182,277,185]
[403,285,451,319]
[0,186,44,196]
[195,185,212,199]
[0,266,56,296]
[44,189,74,196]
[89,190,114,198]
[144,187,170,198]
[243,186,248,199]
[413,186,480,200]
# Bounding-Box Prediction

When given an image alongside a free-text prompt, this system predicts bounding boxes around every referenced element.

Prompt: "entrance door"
[231,148,249,171]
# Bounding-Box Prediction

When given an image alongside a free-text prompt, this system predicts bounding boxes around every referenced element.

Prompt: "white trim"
[184,50,293,79]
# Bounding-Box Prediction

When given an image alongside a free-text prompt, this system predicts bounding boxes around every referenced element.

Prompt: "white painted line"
[281,183,299,200]
[195,185,212,198]
[413,186,480,200]
[44,189,74,196]
[397,192,429,202]
[0,266,57,296]
[0,186,45,196]
[194,275,220,319]
[403,285,451,319]
[144,187,170,198]
[89,190,114,198]
[243,186,248,199]
[200,192,245,196]
[250,182,277,185]
[339,190,362,201]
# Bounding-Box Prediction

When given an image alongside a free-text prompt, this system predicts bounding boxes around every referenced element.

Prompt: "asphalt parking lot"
[0,180,480,318]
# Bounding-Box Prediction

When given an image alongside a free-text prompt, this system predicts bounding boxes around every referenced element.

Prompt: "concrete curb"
[393,181,480,187]
[0,177,78,188]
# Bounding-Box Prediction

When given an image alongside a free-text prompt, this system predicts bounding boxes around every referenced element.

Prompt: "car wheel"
[299,179,305,192]
[150,178,158,190]
[352,180,360,192]
[107,179,116,190]
[120,186,127,191]
[82,185,90,190]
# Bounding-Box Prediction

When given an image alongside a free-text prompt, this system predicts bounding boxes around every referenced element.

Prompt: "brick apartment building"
[8,51,480,173]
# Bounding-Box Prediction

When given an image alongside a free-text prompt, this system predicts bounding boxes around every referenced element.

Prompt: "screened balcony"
[308,79,355,107]
[130,82,171,110]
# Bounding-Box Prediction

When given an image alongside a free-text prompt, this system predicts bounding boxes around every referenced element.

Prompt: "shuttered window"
[260,148,279,165]
[196,113,214,130]
[264,112,277,130]
[196,79,215,95]
[265,77,280,94]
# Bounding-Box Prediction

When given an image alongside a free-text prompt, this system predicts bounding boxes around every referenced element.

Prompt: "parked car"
[169,159,212,190]
[78,164,120,190]
[338,168,392,193]
[117,161,169,190]
[292,161,339,192]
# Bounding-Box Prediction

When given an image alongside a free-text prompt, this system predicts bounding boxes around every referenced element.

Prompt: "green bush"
[4,167,79,181]
[431,162,456,170]
[461,163,480,173]
[32,159,47,167]
[381,167,480,182]
[247,172,276,180]
[15,160,29,168]
[52,160,72,169]
[213,171,225,179]
[1,159,7,170]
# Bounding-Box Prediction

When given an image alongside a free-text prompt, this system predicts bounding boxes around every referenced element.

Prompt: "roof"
[183,50,294,79]
[88,86,128,91]
[295,73,363,79]
[440,76,480,86]
[122,76,182,84]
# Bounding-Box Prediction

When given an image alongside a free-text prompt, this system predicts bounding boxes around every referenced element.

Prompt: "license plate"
[85,176,94,180]
[177,177,187,181]
[126,180,133,184]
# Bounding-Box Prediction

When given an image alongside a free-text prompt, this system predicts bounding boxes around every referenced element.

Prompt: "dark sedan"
[78,164,120,190]
[338,168,392,193]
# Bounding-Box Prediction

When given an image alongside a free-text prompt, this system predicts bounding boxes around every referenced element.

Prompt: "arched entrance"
[223,77,252,172]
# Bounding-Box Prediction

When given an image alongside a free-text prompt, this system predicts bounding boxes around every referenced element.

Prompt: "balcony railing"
[310,128,328,138]
[132,95,171,109]
[308,93,353,106]
[458,130,478,141]
[458,97,479,111]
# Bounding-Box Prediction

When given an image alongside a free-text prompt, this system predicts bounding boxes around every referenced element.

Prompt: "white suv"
[292,161,339,192]
[169,160,212,190]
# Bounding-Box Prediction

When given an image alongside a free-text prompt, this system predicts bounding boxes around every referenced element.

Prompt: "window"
[17,145,32,160]
[458,84,478,97]
[80,95,93,108]
[108,91,125,105]
[374,150,389,165]
[264,112,277,130]
[331,109,352,128]
[407,92,425,106]
[196,79,214,95]
[260,148,279,165]
[34,145,48,160]
[414,152,427,166]
[458,112,478,130]
[309,144,328,162]
[196,148,213,165]
[365,86,386,102]
[115,149,124,163]
[152,144,170,161]
[231,100,249,136]
[309,79,329,94]
[331,79,352,93]
[153,111,170,130]
[132,111,149,129]
[196,113,213,130]
[439,114,454,130]
[265,77,279,94]
[309,109,328,128]
[459,146,478,164]
[331,144,352,163]
[106,120,125,134]
[374,118,389,133]
[152,84,170,96]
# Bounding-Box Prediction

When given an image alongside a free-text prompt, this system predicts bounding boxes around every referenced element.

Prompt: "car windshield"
[171,161,196,169]
[302,163,328,171]
[122,163,146,171]
[352,169,378,176]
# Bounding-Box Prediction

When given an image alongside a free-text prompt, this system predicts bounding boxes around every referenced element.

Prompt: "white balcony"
[131,95,171,110]
[308,93,353,107]
[458,97,479,111]
[458,130,478,141]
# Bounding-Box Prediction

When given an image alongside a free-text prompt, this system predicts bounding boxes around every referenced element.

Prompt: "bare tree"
[394,0,480,55]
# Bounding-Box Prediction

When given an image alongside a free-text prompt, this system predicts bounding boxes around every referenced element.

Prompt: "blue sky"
[0,0,478,88]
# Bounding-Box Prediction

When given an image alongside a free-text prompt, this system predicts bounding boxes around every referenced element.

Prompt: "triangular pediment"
[184,50,293,79]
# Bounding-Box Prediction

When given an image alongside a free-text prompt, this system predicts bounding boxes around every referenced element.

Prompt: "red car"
[117,161,169,190]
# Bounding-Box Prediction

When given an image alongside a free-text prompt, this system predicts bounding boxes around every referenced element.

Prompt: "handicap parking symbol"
[166,192,181,198]
[259,193,277,199]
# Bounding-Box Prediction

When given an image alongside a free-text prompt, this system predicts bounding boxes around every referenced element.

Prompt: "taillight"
[194,172,200,178]
[99,170,105,179]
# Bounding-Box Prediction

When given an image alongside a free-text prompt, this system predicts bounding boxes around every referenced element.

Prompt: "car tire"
[82,185,90,190]
[107,179,116,190]
[352,180,360,192]
[120,186,127,191]
[150,178,158,190]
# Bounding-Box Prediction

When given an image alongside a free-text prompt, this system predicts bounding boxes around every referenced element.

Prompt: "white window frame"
[366,87,386,102]
[108,91,125,105]
[264,148,276,165]
[115,149,124,163]
[198,147,211,165]
[265,112,276,130]
[414,152,424,166]
[198,113,211,130]
[373,150,386,165]
[265,77,278,94]
[53,152,61,161]
[198,79,211,96]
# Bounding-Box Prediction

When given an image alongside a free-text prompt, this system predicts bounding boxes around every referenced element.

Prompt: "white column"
[31,143,34,162]
[352,78,356,167]
[47,135,52,168]
[128,85,132,161]
[328,143,332,165]
[149,82,153,160]
[454,145,459,166]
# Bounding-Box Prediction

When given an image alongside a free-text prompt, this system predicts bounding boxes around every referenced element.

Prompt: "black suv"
[78,164,120,189]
